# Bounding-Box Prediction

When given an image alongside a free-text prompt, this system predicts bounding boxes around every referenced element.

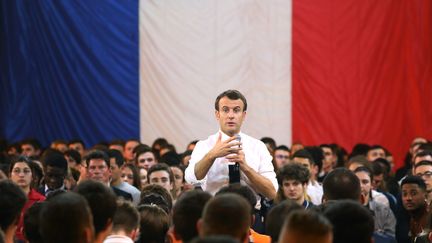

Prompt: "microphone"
[229,134,241,184]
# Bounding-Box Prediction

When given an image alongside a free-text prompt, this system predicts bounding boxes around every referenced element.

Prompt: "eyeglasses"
[416,171,432,179]
[12,168,32,175]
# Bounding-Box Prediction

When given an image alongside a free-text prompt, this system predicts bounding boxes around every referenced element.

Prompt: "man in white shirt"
[185,90,278,202]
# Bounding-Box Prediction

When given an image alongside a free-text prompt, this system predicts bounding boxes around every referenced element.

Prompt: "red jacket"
[15,189,45,241]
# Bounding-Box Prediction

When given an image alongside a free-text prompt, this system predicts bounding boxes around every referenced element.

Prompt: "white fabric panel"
[139,0,292,151]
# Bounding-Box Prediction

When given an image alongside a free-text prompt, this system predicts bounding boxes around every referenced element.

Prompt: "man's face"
[69,143,85,157]
[355,171,371,200]
[372,173,384,190]
[109,158,121,181]
[414,165,432,192]
[322,147,335,169]
[44,166,66,190]
[137,152,157,170]
[282,179,306,202]
[139,167,148,187]
[402,183,427,211]
[170,166,184,191]
[124,141,139,162]
[87,159,111,184]
[149,170,172,192]
[21,144,38,157]
[274,149,290,169]
[366,148,385,162]
[215,97,246,136]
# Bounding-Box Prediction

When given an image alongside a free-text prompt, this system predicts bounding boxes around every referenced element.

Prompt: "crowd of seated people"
[1,136,432,243]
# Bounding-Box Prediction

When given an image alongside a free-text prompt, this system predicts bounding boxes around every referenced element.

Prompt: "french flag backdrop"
[1,0,431,169]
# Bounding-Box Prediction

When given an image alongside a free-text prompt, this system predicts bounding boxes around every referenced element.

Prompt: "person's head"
[323,200,374,243]
[152,138,169,152]
[138,167,148,187]
[111,200,140,240]
[265,200,302,243]
[276,163,309,204]
[85,150,111,184]
[413,150,432,165]
[261,137,277,154]
[136,204,170,243]
[109,139,125,154]
[273,145,290,170]
[64,149,82,170]
[214,90,247,136]
[40,192,94,243]
[401,175,427,212]
[121,163,141,190]
[23,202,45,243]
[68,139,86,157]
[366,145,386,162]
[414,160,432,193]
[190,235,239,243]
[291,149,317,180]
[187,140,199,151]
[42,151,68,190]
[369,162,385,191]
[140,184,173,213]
[320,144,336,168]
[216,184,257,218]
[353,167,373,204]
[50,140,69,153]
[173,190,213,242]
[9,156,33,191]
[290,142,304,157]
[107,149,125,183]
[198,193,251,242]
[322,168,361,202]
[135,147,158,170]
[0,180,27,234]
[75,180,117,240]
[346,155,369,172]
[170,165,185,194]
[124,139,140,162]
[278,210,333,243]
[20,139,41,158]
[147,163,174,193]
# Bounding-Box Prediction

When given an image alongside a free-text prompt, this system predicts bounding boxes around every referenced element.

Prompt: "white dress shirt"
[185,131,278,203]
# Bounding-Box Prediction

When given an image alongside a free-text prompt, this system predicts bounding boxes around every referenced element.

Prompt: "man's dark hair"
[0,180,27,231]
[349,143,370,158]
[172,190,212,242]
[69,139,85,148]
[304,146,324,172]
[40,192,93,243]
[277,163,310,185]
[85,150,110,168]
[64,149,81,165]
[140,184,173,213]
[372,158,391,174]
[414,160,432,169]
[76,180,117,235]
[24,202,45,243]
[136,204,170,243]
[274,145,290,152]
[21,139,41,151]
[414,150,432,161]
[42,150,68,172]
[261,137,276,151]
[190,235,239,243]
[147,163,174,185]
[282,210,332,240]
[201,193,251,242]
[112,200,140,235]
[368,145,385,153]
[134,147,156,165]
[215,90,247,111]
[107,149,125,168]
[323,168,361,201]
[324,200,374,243]
[401,175,427,191]
[265,200,302,243]
[292,149,315,165]
[216,184,257,215]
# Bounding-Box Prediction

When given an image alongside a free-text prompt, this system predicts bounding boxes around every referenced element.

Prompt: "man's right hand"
[208,132,242,160]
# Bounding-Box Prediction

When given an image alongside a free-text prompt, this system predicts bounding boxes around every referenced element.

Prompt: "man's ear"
[215,110,220,120]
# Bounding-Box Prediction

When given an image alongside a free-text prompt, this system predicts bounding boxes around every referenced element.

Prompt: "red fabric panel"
[292,0,432,169]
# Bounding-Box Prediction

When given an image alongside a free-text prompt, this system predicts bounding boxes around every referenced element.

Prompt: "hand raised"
[209,133,242,159]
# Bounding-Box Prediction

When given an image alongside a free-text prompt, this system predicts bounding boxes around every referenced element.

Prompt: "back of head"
[0,180,27,231]
[323,168,361,201]
[200,193,251,242]
[173,190,213,242]
[24,202,45,243]
[216,184,257,215]
[75,180,117,236]
[140,184,173,213]
[265,200,302,243]
[323,200,374,243]
[279,210,333,243]
[112,200,140,235]
[136,204,170,243]
[40,192,94,243]
[190,235,240,243]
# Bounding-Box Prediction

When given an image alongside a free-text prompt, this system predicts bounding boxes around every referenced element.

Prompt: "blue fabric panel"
[0,1,139,147]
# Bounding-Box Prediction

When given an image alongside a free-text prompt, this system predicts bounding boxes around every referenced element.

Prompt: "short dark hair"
[173,190,212,242]
[140,184,173,213]
[216,184,257,215]
[136,204,170,243]
[107,149,125,168]
[292,149,315,165]
[85,150,110,168]
[147,163,174,185]
[282,210,332,239]
[24,202,45,243]
[42,151,68,172]
[277,163,310,185]
[324,200,374,243]
[274,145,290,152]
[112,200,140,234]
[323,168,361,201]
[215,90,247,111]
[265,200,302,242]
[76,180,117,235]
[40,192,93,243]
[401,175,427,191]
[69,139,85,148]
[414,160,432,169]
[21,139,41,150]
[0,180,27,231]
[64,149,82,165]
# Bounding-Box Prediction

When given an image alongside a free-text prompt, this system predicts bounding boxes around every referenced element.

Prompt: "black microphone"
[229,134,241,184]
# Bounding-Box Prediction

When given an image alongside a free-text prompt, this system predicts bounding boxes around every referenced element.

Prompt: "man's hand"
[208,133,242,159]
